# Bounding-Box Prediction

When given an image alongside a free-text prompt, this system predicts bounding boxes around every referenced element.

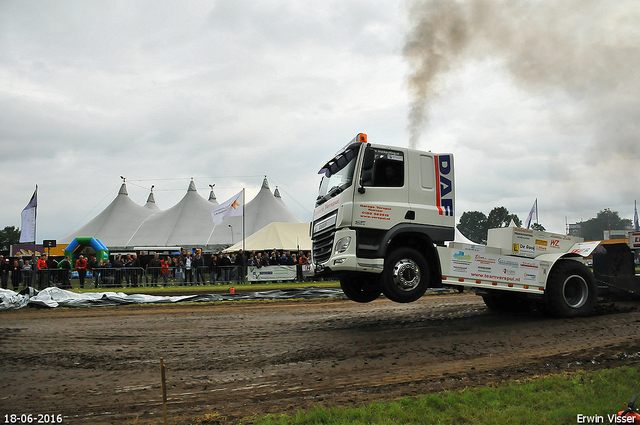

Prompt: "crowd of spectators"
[0,248,313,291]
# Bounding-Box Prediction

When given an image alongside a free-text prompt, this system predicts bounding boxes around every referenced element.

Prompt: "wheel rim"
[391,258,421,292]
[562,274,589,309]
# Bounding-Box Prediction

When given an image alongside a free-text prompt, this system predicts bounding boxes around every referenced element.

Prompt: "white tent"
[59,183,160,250]
[244,178,302,234]
[446,226,477,246]
[223,222,311,253]
[208,177,302,245]
[143,189,160,212]
[126,179,220,248]
[59,178,302,251]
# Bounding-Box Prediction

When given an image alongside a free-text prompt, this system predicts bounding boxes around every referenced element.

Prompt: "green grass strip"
[246,366,640,425]
[68,281,340,295]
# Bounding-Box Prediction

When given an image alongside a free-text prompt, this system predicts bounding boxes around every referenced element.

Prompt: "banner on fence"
[247,265,296,282]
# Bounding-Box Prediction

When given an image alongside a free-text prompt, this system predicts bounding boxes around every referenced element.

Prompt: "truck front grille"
[312,228,335,265]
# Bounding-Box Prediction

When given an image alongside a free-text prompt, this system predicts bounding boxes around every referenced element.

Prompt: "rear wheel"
[381,248,429,303]
[340,274,381,303]
[545,260,597,317]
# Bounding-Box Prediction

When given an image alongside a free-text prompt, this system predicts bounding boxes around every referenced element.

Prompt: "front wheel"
[545,260,597,317]
[381,248,430,303]
[340,274,382,303]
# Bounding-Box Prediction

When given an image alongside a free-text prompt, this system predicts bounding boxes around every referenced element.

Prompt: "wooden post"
[160,358,168,425]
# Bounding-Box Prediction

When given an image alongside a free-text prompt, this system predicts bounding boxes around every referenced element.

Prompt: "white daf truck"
[311,133,622,317]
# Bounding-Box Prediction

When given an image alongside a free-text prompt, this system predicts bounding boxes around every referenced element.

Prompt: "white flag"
[524,199,538,229]
[20,186,38,243]
[211,190,243,225]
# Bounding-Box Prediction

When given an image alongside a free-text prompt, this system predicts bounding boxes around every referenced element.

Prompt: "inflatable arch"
[64,237,109,262]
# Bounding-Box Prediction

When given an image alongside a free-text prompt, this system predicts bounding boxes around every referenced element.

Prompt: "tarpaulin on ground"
[0,287,345,310]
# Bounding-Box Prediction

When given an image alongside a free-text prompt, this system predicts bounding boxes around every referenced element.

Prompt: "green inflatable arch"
[64,237,109,262]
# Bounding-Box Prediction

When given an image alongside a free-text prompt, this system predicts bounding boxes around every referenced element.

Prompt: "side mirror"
[362,146,374,170]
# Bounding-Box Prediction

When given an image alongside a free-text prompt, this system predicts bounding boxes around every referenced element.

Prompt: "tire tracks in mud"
[0,293,638,424]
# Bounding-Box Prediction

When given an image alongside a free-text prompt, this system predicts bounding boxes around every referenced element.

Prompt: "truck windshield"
[316,144,360,206]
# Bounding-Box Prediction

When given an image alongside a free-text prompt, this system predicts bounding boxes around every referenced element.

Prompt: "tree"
[457,207,523,244]
[580,209,632,241]
[531,223,546,231]
[0,226,20,251]
[457,211,488,244]
[487,207,522,229]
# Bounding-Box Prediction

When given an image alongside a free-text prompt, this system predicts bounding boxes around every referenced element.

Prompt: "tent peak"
[188,178,197,192]
[208,184,217,202]
[118,183,128,196]
[261,176,270,190]
[274,187,282,198]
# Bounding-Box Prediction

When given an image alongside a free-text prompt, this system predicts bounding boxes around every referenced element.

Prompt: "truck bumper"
[313,228,384,276]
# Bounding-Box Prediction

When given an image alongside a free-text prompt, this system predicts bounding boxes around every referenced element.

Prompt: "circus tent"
[223,222,311,253]
[58,178,302,251]
[58,183,159,249]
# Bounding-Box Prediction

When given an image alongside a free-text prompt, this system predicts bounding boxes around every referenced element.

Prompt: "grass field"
[236,366,640,425]
[63,279,341,295]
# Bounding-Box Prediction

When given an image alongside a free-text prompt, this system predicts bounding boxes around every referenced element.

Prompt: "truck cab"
[311,133,455,303]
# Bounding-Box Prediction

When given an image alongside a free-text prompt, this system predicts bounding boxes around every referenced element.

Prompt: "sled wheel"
[340,274,381,303]
[545,260,597,317]
[381,248,429,303]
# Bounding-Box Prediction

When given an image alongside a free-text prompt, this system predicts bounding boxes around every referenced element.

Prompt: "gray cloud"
[403,0,640,228]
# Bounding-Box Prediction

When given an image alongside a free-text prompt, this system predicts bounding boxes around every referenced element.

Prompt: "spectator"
[88,256,97,285]
[22,260,33,287]
[112,254,124,287]
[11,259,21,290]
[269,250,279,265]
[184,252,193,285]
[148,253,162,285]
[193,251,205,285]
[129,254,141,287]
[37,254,48,290]
[298,252,309,265]
[58,255,72,289]
[0,255,9,290]
[210,254,218,284]
[255,252,264,268]
[75,255,88,289]
[95,259,106,286]
[175,258,185,285]
[160,259,170,284]
[219,253,231,282]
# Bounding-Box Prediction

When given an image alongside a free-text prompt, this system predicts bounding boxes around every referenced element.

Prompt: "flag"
[211,190,244,225]
[634,200,639,231]
[524,198,538,229]
[20,185,38,243]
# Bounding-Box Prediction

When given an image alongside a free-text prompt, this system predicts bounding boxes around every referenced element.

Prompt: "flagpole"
[242,188,246,284]
[34,184,38,244]
[242,188,246,254]
[535,198,538,225]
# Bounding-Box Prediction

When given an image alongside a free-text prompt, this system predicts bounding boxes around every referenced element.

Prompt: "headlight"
[334,236,352,254]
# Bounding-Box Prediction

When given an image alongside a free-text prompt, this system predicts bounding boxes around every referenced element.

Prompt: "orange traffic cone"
[229,287,235,294]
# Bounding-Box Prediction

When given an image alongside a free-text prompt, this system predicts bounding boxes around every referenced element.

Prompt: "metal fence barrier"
[8,263,305,290]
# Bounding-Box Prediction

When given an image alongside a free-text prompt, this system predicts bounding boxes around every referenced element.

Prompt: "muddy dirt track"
[1,292,640,424]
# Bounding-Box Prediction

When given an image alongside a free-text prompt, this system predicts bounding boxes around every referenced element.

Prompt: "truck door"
[354,147,409,230]
[407,152,455,230]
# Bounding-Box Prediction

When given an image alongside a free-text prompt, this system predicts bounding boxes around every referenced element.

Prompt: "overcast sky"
[1,0,638,244]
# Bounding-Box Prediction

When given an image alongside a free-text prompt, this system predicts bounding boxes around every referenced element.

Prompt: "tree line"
[457,207,631,244]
